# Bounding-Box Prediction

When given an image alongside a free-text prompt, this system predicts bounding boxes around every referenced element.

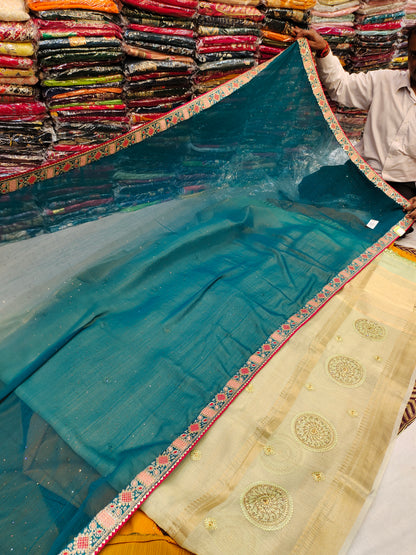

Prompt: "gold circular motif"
[260,435,303,475]
[292,412,337,452]
[240,482,293,531]
[354,318,386,341]
[327,355,365,387]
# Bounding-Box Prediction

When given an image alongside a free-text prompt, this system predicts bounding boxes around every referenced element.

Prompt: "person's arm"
[405,197,416,220]
[294,28,374,111]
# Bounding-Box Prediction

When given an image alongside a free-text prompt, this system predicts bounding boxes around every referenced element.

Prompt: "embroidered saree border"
[57,40,412,555]
[388,245,416,433]
[59,238,403,555]
[296,41,408,207]
[0,38,410,216]
[0,60,270,195]
[140,249,416,555]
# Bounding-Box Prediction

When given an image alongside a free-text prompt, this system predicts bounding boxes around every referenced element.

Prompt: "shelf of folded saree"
[28,0,129,158]
[348,0,407,73]
[259,0,312,63]
[311,0,359,64]
[120,0,198,126]
[0,1,52,178]
[194,1,263,94]
[389,0,412,69]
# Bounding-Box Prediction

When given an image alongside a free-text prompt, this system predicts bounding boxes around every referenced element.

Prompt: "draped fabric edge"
[0,38,411,215]
[6,39,403,555]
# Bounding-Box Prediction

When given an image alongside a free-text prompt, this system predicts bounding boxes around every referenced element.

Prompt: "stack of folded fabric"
[121,0,198,126]
[111,132,186,208]
[0,187,45,243]
[310,0,360,141]
[332,103,368,140]
[0,0,52,177]
[350,0,406,72]
[404,0,416,30]
[27,0,128,158]
[311,0,359,64]
[194,1,263,94]
[259,0,313,63]
[33,161,116,231]
[388,0,411,68]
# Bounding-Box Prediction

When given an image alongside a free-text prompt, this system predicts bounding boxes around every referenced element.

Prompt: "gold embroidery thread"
[240,482,293,531]
[327,355,365,387]
[291,412,337,452]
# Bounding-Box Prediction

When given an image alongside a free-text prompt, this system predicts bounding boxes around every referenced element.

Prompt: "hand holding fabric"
[294,27,327,53]
[404,196,416,220]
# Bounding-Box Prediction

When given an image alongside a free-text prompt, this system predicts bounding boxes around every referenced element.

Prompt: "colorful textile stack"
[331,103,368,140]
[311,0,359,64]
[111,131,187,207]
[33,161,116,230]
[121,0,198,126]
[350,0,406,72]
[389,0,412,68]
[259,0,312,63]
[404,0,416,29]
[27,0,128,158]
[0,1,51,177]
[194,1,263,94]
[311,0,359,141]
[0,187,45,242]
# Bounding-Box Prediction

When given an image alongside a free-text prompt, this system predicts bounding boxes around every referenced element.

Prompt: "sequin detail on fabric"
[240,482,293,531]
[354,318,386,340]
[327,355,365,387]
[291,413,337,452]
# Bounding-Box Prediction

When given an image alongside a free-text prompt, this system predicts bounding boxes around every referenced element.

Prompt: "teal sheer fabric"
[0,42,407,554]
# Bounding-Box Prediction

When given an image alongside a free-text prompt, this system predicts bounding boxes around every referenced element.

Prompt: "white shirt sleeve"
[316,51,375,111]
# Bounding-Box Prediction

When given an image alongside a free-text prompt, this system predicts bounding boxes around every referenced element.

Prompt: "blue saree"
[0,40,411,555]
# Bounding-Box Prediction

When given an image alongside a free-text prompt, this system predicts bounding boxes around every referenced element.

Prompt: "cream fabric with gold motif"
[143,250,416,555]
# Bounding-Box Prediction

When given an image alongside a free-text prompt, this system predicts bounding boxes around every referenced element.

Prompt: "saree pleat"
[0,40,413,555]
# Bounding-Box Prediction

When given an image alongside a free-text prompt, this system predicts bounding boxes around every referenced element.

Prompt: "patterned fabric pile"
[0,0,52,177]
[259,0,313,63]
[121,0,198,126]
[389,0,413,68]
[27,0,128,158]
[194,1,263,94]
[404,0,416,28]
[0,0,411,181]
[33,160,117,231]
[311,0,359,64]
[319,0,409,141]
[350,0,407,72]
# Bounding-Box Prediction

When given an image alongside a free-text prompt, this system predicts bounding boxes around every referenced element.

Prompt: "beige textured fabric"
[142,249,416,555]
[0,0,29,21]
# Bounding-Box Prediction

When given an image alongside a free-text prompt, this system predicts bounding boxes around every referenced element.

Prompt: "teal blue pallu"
[0,40,410,554]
